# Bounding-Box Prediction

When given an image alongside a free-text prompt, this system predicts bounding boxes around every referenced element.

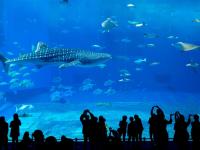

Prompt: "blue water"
[0,0,200,139]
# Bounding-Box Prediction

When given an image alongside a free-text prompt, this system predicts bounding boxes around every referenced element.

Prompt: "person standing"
[80,109,91,150]
[191,114,200,150]
[134,115,143,142]
[0,116,8,150]
[10,113,21,145]
[118,115,127,142]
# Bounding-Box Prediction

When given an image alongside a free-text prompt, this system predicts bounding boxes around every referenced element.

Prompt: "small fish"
[144,33,159,38]
[19,66,28,71]
[185,62,199,73]
[149,62,160,66]
[101,18,118,32]
[19,79,34,88]
[185,62,199,68]
[10,64,16,68]
[135,67,143,71]
[97,64,107,69]
[120,72,131,77]
[128,21,146,27]
[172,42,200,51]
[9,78,19,84]
[135,23,145,27]
[93,88,103,95]
[104,88,116,95]
[119,69,131,78]
[146,43,155,48]
[104,80,114,86]
[121,38,131,43]
[91,44,105,50]
[7,52,14,56]
[91,44,102,48]
[134,58,147,64]
[79,83,95,91]
[23,73,30,77]
[127,3,135,8]
[118,78,130,82]
[167,35,179,39]
[8,71,20,77]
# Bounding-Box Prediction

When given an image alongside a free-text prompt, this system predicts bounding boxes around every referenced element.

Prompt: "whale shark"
[0,42,112,72]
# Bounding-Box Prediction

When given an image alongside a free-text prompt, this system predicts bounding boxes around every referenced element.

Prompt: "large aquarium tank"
[0,0,200,139]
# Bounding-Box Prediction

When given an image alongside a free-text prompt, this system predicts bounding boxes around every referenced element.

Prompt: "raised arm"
[166,114,173,124]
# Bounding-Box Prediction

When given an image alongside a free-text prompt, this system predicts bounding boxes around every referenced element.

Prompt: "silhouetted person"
[45,136,57,150]
[0,116,8,150]
[118,115,127,142]
[191,114,200,150]
[148,113,157,142]
[108,127,121,150]
[32,130,44,150]
[154,107,172,149]
[174,112,191,150]
[19,131,32,150]
[127,117,136,142]
[59,135,74,150]
[88,111,98,150]
[10,113,21,148]
[80,109,91,150]
[109,127,120,142]
[97,115,107,149]
[134,114,143,142]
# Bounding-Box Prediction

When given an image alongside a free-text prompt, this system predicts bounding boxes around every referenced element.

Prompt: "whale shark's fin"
[59,60,81,69]
[35,42,48,53]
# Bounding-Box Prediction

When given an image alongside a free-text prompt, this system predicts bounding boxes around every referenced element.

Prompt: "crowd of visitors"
[0,106,199,150]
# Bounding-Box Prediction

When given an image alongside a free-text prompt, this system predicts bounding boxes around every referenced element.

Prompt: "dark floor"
[3,141,198,150]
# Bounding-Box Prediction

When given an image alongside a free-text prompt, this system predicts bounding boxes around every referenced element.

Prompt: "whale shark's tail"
[0,54,9,73]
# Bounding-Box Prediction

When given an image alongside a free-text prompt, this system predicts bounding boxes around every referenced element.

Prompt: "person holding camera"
[173,112,191,150]
[80,109,91,149]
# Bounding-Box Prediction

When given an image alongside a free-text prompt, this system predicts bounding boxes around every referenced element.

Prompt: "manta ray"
[174,42,200,51]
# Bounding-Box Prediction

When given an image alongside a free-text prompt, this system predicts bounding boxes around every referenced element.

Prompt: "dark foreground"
[5,141,198,150]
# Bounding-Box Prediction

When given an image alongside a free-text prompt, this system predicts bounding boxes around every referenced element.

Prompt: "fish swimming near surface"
[0,42,112,72]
